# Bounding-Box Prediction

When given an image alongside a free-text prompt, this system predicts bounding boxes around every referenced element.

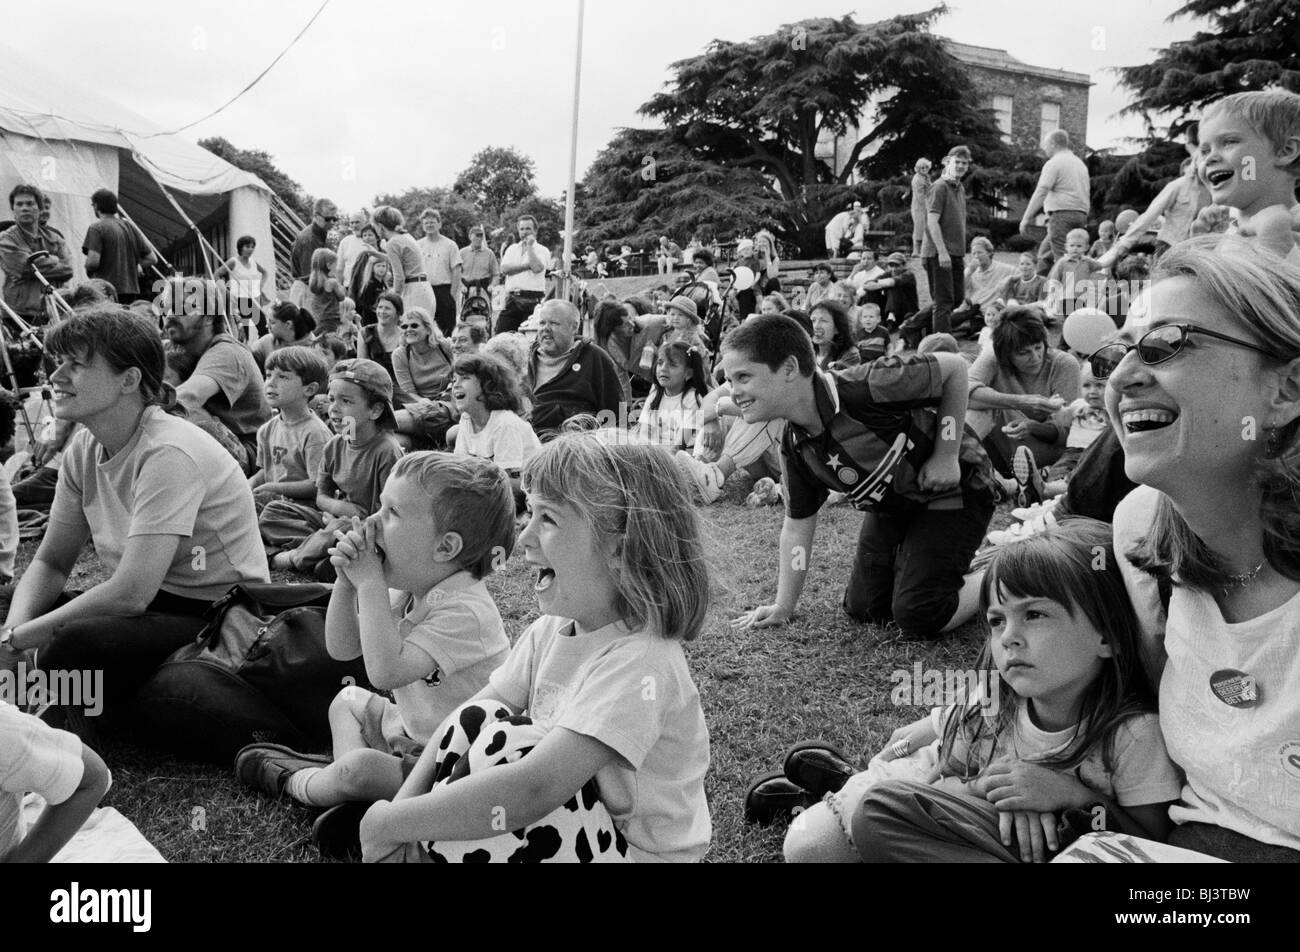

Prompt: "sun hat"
[664,296,701,324]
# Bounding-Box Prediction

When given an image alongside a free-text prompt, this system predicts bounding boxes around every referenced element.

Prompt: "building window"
[991,95,1013,143]
[1040,102,1061,143]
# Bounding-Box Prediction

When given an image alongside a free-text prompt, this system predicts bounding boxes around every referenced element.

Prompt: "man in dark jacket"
[525,301,624,438]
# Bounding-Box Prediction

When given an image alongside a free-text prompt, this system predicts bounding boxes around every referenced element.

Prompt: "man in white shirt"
[418,209,463,338]
[334,210,369,289]
[1019,129,1091,275]
[496,215,551,335]
[825,208,858,258]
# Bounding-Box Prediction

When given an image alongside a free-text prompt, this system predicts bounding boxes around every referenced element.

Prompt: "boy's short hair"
[265,345,330,391]
[388,452,515,579]
[1204,90,1300,175]
[453,353,522,414]
[1067,228,1091,244]
[859,302,882,316]
[723,313,815,376]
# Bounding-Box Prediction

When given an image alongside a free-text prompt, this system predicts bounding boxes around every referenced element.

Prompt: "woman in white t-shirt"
[1102,237,1300,860]
[0,306,269,730]
[450,352,539,507]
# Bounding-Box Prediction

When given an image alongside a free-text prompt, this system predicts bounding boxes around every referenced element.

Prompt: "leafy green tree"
[199,136,311,220]
[454,147,539,221]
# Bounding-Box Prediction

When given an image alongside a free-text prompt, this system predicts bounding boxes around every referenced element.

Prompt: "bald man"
[525,300,625,437]
[1020,129,1091,275]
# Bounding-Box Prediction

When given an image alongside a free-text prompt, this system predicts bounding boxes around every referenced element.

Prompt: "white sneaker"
[675,451,726,504]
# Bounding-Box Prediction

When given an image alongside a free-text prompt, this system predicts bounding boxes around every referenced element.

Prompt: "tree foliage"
[198,136,312,221]
[580,8,1028,255]
[1115,0,1300,139]
[453,146,539,221]
[370,185,482,246]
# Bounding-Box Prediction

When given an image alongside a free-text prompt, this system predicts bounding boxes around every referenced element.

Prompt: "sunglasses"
[1088,323,1280,379]
[399,323,424,330]
[323,215,339,223]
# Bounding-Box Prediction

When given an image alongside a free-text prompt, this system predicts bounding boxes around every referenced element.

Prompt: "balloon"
[1063,307,1115,355]
[731,266,756,291]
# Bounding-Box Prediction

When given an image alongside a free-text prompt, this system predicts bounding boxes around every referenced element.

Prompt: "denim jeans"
[842,496,994,639]
[922,255,964,334]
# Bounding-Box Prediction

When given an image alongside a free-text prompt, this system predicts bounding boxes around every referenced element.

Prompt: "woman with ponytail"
[0,306,269,731]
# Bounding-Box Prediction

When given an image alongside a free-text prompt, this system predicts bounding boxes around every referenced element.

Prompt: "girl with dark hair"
[357,291,407,400]
[636,340,711,451]
[775,519,1180,863]
[251,301,316,374]
[0,306,267,730]
[967,306,1081,494]
[451,352,540,499]
[809,300,861,371]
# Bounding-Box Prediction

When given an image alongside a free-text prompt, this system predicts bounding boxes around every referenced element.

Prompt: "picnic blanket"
[1052,831,1226,863]
[21,794,166,863]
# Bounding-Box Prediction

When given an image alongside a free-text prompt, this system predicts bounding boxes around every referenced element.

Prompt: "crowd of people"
[1,88,1299,864]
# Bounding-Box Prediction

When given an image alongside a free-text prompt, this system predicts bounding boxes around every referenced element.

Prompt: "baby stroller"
[670,274,725,370]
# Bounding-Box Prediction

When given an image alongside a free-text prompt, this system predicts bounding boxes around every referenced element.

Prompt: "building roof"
[941,39,1092,87]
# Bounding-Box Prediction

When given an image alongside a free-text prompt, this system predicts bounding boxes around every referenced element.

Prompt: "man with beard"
[165,280,270,474]
[524,300,623,437]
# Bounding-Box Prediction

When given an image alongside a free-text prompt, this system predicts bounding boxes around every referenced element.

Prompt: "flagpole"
[559,0,585,303]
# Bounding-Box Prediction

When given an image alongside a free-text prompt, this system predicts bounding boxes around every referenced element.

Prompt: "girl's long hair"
[940,518,1155,779]
[646,340,710,412]
[522,433,711,641]
[308,247,337,293]
[1125,236,1300,591]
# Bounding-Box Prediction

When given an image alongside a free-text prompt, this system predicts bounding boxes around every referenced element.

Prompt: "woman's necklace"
[1221,559,1266,589]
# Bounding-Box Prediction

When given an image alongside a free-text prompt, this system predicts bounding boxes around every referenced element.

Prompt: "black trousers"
[496,292,544,335]
[431,284,456,337]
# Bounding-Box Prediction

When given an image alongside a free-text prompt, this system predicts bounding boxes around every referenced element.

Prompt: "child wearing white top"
[636,340,711,451]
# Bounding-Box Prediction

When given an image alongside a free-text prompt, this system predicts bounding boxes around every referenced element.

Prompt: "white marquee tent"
[0,43,277,292]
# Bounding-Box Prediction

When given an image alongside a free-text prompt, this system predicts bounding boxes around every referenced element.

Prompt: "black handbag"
[135,583,373,764]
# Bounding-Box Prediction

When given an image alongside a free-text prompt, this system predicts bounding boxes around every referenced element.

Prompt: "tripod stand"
[0,298,54,449]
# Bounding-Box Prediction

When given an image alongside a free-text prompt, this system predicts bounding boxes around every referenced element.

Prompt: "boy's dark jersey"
[781,355,996,519]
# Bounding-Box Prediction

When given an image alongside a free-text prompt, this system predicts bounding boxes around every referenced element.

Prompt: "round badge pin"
[572,363,581,372]
[1209,669,1260,708]
[837,467,859,485]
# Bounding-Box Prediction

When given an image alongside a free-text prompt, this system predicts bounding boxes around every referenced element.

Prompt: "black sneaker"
[782,741,856,798]
[743,772,819,826]
[312,801,371,861]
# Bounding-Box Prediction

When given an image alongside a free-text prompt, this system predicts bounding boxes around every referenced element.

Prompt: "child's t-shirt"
[1048,256,1105,314]
[453,409,541,474]
[0,699,87,859]
[636,389,703,450]
[856,326,892,362]
[1057,399,1109,450]
[932,702,1182,807]
[488,615,711,862]
[316,430,403,515]
[256,412,333,486]
[385,573,511,743]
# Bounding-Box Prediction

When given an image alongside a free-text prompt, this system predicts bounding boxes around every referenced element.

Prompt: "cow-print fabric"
[421,701,631,863]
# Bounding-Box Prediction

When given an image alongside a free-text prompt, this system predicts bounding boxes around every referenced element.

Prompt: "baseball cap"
[886,252,908,266]
[330,358,397,430]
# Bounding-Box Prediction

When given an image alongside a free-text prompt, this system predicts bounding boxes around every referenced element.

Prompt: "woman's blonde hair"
[522,432,711,641]
[1128,235,1300,589]
[403,306,438,341]
[309,248,337,293]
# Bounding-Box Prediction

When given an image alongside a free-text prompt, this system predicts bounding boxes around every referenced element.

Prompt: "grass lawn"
[16,468,1013,864]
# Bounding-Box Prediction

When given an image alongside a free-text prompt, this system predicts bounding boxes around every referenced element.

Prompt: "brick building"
[817,39,1092,219]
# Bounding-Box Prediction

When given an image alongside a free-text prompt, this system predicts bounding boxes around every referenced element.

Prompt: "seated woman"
[809,300,861,371]
[1109,237,1300,861]
[966,307,1080,490]
[251,301,316,375]
[592,298,668,404]
[392,306,456,448]
[356,291,407,402]
[0,307,268,731]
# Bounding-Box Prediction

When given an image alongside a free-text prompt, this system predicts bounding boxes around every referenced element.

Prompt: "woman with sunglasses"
[1107,236,1300,861]
[392,306,457,448]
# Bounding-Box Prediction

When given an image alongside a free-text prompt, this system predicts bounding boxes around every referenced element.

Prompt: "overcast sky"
[12,0,1196,210]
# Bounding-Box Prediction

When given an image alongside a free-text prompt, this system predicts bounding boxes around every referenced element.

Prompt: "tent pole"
[559,0,585,304]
